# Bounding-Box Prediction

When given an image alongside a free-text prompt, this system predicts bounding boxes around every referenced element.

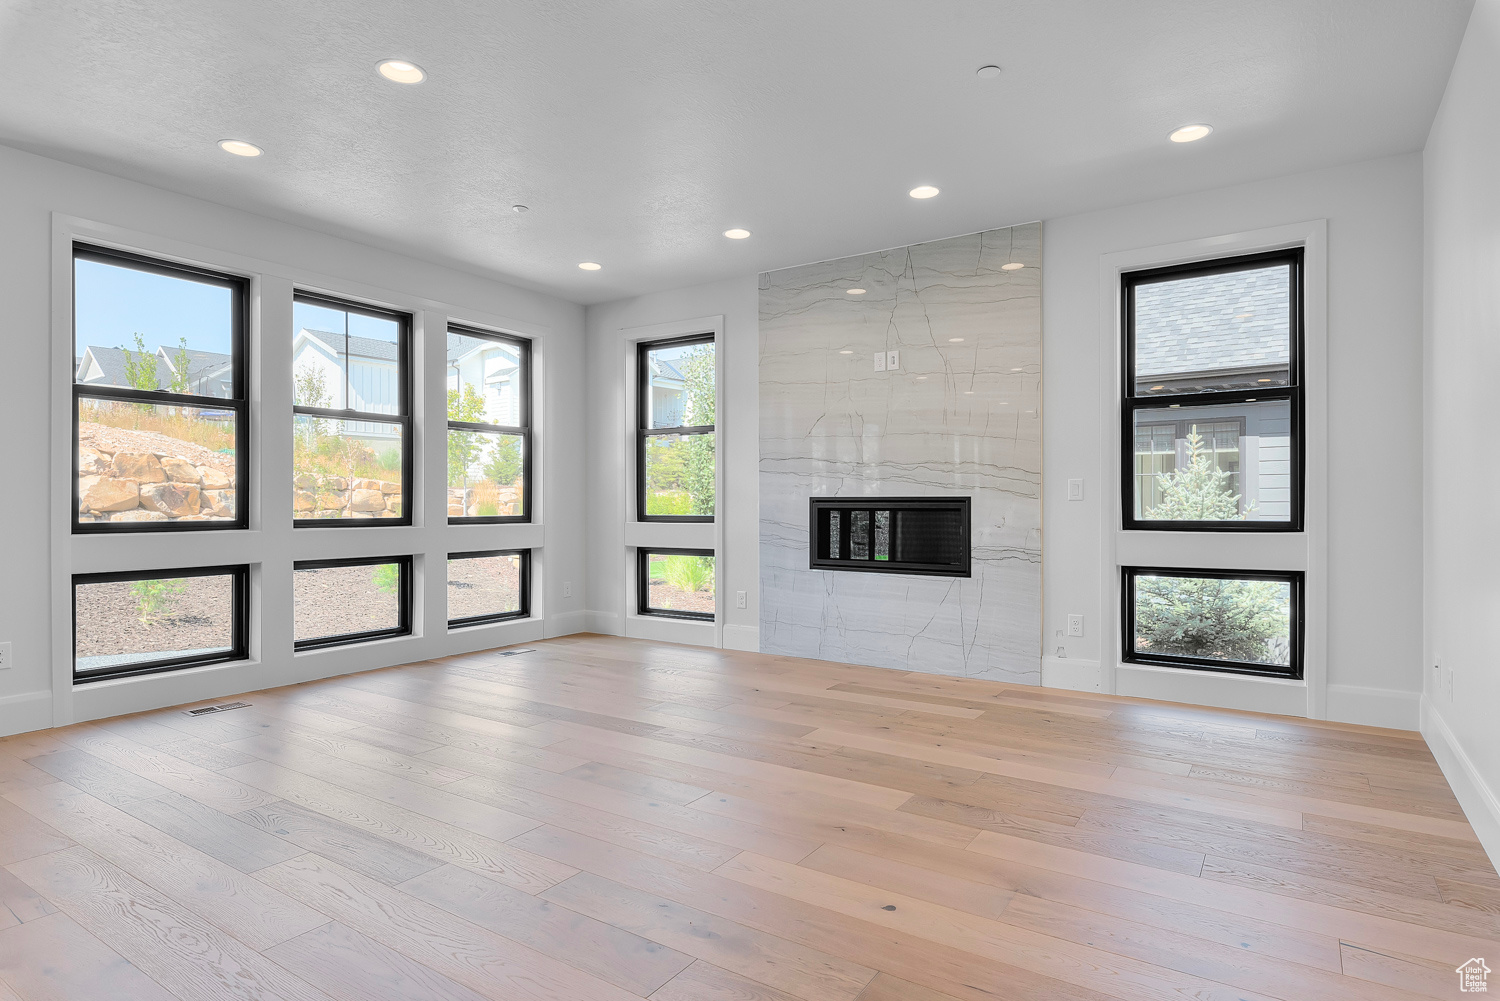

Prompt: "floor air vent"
[494,648,535,658]
[183,701,251,716]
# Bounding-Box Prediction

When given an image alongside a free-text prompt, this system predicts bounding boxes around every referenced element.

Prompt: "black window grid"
[445,325,532,524]
[637,334,714,523]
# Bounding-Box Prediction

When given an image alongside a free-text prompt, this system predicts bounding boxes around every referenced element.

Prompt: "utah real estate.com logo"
[1458,958,1491,993]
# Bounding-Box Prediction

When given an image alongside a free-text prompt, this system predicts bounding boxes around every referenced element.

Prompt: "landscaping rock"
[385,497,402,516]
[378,480,401,494]
[176,515,211,521]
[160,456,200,483]
[293,490,317,512]
[317,491,349,510]
[294,473,318,490]
[320,476,348,491]
[350,488,386,512]
[81,476,140,512]
[79,447,111,475]
[112,452,166,483]
[111,510,168,522]
[198,466,232,490]
[201,490,235,518]
[139,482,200,518]
[353,478,383,491]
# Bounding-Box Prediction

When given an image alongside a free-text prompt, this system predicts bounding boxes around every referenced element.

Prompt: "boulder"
[385,497,402,516]
[294,473,318,490]
[448,501,465,517]
[350,488,386,512]
[111,510,168,522]
[317,491,349,510]
[112,453,165,483]
[160,456,200,483]
[201,490,235,518]
[378,480,401,494]
[293,490,317,512]
[139,482,200,518]
[198,466,232,490]
[176,515,212,521]
[78,447,111,475]
[353,478,383,491]
[80,476,140,512]
[319,475,348,491]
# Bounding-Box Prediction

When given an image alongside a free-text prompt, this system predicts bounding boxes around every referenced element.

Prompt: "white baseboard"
[545,610,591,638]
[1326,683,1420,731]
[584,611,624,636]
[1042,657,1102,692]
[1115,662,1308,717]
[721,623,759,653]
[0,690,53,738]
[1422,696,1500,869]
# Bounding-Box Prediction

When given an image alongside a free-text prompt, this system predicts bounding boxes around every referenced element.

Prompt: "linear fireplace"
[809,497,971,577]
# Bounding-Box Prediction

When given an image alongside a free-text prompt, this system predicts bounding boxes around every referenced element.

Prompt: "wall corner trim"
[1422,695,1500,869]
[545,610,592,639]
[721,623,759,653]
[1325,683,1420,731]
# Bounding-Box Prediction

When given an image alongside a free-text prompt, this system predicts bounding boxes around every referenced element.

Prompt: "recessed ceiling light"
[1001,262,1024,271]
[723,228,751,240]
[916,375,928,380]
[512,204,528,214]
[909,185,940,199]
[839,350,853,354]
[975,65,1002,80]
[846,288,867,295]
[948,338,964,343]
[1169,123,1213,143]
[1011,367,1024,372]
[218,140,261,157]
[377,59,426,84]
[578,262,602,271]
[963,390,974,394]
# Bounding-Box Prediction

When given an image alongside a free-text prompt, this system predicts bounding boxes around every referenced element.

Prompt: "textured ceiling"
[0,0,1474,304]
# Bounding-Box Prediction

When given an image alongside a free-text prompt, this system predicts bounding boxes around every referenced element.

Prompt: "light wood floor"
[0,635,1494,1001]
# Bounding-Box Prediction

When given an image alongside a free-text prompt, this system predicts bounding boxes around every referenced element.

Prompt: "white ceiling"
[0,0,1473,304]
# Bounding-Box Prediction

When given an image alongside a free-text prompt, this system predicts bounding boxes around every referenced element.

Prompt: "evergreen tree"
[1149,427,1248,521]
[679,346,716,516]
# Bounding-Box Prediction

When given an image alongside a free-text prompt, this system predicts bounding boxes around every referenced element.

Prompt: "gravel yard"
[75,575,234,668]
[294,563,402,642]
[646,580,715,615]
[448,554,523,621]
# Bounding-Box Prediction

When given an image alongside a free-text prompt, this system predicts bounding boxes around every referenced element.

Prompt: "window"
[1123,567,1302,679]
[638,549,715,620]
[74,566,247,682]
[638,335,715,521]
[810,498,971,577]
[293,556,411,650]
[1122,250,1302,530]
[292,295,411,525]
[73,245,248,532]
[446,327,531,521]
[447,550,530,626]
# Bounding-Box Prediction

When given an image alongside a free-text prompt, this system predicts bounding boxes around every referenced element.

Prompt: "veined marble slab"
[759,224,1042,684]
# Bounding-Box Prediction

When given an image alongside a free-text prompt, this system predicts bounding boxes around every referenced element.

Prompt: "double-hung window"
[637,335,715,521]
[446,326,531,522]
[1120,250,1305,679]
[73,245,248,531]
[291,294,411,525]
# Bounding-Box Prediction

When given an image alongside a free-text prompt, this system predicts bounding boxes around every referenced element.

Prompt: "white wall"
[583,277,760,649]
[1422,0,1500,861]
[0,142,587,735]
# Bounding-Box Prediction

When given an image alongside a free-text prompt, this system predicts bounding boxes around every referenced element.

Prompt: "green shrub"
[647,490,693,516]
[659,555,713,594]
[130,578,187,626]
[373,563,401,594]
[1135,575,1289,665]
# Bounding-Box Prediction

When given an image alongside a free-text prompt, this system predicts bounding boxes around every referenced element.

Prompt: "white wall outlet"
[0,642,10,670]
[886,349,900,370]
[1067,615,1084,637]
[873,352,886,372]
[563,581,573,598]
[1067,478,1084,501]
[735,590,747,609]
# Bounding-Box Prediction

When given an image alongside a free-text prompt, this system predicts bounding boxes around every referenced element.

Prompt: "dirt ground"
[646,580,715,615]
[448,555,523,620]
[75,575,234,664]
[294,563,402,642]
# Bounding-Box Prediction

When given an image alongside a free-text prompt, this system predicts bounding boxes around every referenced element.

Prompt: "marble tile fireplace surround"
[758,224,1043,684]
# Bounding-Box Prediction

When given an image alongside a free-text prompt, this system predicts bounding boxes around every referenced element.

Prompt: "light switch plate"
[1067,478,1084,501]
[886,350,900,370]
[873,352,886,372]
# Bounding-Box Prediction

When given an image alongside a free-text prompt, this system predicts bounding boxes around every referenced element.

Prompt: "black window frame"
[292,292,413,529]
[293,555,412,651]
[72,244,250,534]
[809,497,972,578]
[637,333,715,523]
[445,325,532,524]
[447,549,531,628]
[1122,566,1304,680]
[1121,248,1304,532]
[637,548,716,621]
[73,564,249,684]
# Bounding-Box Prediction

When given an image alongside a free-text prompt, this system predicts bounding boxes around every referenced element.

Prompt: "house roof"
[299,328,399,362]
[1135,267,1291,378]
[77,345,174,389]
[162,347,233,380]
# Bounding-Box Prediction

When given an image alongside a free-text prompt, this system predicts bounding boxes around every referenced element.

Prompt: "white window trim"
[49,213,554,727]
[1096,220,1329,718]
[619,314,726,649]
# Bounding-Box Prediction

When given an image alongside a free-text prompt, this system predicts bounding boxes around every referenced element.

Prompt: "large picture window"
[74,565,248,683]
[638,335,715,521]
[293,556,411,650]
[447,550,530,626]
[446,327,530,522]
[292,294,411,526]
[1123,567,1302,679]
[638,549,715,620]
[73,246,248,532]
[1122,250,1303,530]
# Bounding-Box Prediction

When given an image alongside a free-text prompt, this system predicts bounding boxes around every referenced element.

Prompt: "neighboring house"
[445,333,522,426]
[76,344,233,398]
[292,328,400,441]
[75,344,173,391]
[645,353,685,426]
[1133,268,1293,521]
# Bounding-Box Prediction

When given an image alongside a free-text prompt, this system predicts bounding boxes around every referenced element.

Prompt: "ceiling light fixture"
[975,65,1002,80]
[948,338,964,343]
[512,204,528,214]
[377,59,426,84]
[1169,123,1213,143]
[578,262,602,271]
[218,140,261,157]
[1001,262,1024,271]
[839,350,853,354]
[908,185,940,199]
[846,288,867,295]
[723,228,751,239]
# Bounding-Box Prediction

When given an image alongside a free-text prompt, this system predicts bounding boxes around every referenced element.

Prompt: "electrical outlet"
[873,351,886,372]
[886,349,900,370]
[1067,478,1084,501]
[563,581,573,598]
[735,590,747,609]
[0,642,9,670]
[1067,615,1084,637]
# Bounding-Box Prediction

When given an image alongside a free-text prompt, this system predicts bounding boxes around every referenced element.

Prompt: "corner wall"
[1421,0,1500,861]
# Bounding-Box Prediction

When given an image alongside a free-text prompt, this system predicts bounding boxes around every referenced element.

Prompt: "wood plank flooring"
[0,634,1494,1000]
